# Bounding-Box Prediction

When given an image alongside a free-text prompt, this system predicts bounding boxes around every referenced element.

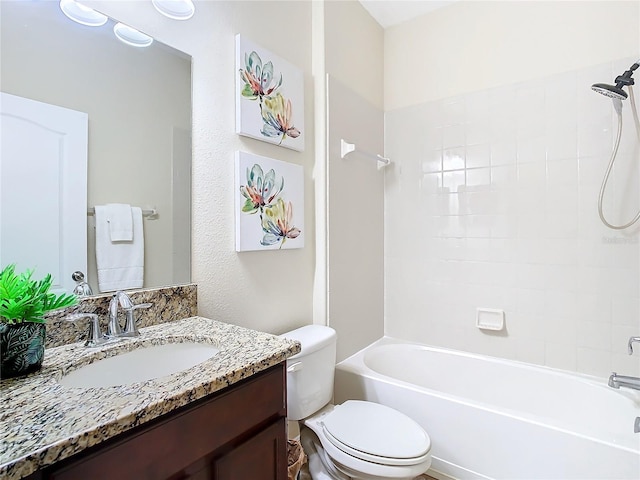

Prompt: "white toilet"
[283,325,432,480]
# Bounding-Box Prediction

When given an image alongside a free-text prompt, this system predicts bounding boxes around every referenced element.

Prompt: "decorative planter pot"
[0,322,46,379]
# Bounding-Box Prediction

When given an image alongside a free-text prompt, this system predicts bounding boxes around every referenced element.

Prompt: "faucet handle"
[122,302,152,336]
[628,337,640,355]
[66,313,108,348]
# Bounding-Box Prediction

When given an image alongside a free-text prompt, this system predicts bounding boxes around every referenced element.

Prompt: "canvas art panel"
[235,34,305,152]
[235,151,304,252]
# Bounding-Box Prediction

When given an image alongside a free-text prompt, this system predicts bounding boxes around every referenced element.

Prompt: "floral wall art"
[235,34,304,151]
[235,151,304,252]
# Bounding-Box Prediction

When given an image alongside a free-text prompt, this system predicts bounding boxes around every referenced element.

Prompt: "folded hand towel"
[106,203,133,242]
[95,205,144,292]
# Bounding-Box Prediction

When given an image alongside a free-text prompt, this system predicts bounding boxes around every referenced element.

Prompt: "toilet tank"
[281,325,337,421]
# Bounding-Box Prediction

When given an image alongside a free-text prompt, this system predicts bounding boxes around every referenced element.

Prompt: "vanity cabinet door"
[212,418,287,480]
[45,364,287,480]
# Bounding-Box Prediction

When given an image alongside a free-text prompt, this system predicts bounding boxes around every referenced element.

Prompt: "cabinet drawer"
[50,365,286,480]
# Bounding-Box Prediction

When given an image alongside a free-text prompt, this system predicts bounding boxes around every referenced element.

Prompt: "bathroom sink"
[58,342,220,388]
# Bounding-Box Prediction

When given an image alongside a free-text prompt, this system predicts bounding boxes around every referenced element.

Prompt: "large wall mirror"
[0,0,192,295]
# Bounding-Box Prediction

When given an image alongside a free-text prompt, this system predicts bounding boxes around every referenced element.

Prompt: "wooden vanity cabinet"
[30,364,288,480]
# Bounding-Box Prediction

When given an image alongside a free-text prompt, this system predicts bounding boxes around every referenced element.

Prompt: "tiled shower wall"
[384,57,640,378]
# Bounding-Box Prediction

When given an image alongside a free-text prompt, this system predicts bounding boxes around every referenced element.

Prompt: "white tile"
[611,352,640,377]
[491,139,517,166]
[611,295,640,327]
[515,288,546,316]
[423,126,443,152]
[466,144,491,169]
[465,121,491,146]
[516,189,544,215]
[517,136,546,165]
[544,238,579,266]
[491,165,518,189]
[543,265,580,292]
[420,172,442,194]
[577,321,611,350]
[545,128,577,161]
[383,61,640,376]
[465,215,492,238]
[514,339,546,365]
[545,187,578,216]
[490,214,517,239]
[577,116,612,158]
[611,324,640,354]
[576,292,611,324]
[442,147,465,171]
[576,347,612,378]
[441,98,464,126]
[546,158,578,187]
[517,213,546,239]
[465,167,491,187]
[465,90,490,124]
[545,342,577,371]
[544,290,578,320]
[421,150,442,173]
[545,213,578,239]
[515,264,548,290]
[442,171,465,193]
[518,161,546,188]
[442,124,465,149]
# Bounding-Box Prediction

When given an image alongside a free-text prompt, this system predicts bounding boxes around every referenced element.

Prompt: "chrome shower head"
[591,83,628,100]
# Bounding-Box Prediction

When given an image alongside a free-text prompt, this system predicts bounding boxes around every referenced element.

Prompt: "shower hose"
[598,86,640,229]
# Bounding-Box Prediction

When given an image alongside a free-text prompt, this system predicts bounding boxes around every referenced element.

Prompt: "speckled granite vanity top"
[0,316,301,480]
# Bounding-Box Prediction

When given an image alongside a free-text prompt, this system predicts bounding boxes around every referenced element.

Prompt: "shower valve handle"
[628,337,640,355]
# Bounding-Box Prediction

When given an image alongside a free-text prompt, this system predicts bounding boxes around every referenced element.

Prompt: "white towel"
[95,205,144,292]
[106,203,133,241]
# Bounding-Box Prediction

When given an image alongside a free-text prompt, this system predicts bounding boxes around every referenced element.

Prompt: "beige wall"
[88,0,315,334]
[385,1,640,110]
[321,2,385,360]
[324,0,384,111]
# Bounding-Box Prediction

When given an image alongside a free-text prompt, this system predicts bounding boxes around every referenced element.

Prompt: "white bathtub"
[334,337,640,480]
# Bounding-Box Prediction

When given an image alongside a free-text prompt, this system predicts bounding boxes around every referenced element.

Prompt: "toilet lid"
[321,401,431,463]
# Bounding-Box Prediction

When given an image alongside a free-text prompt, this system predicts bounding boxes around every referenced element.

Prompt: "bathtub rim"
[336,336,640,454]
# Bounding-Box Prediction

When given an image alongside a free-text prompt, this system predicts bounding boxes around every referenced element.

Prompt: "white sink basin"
[59,342,220,388]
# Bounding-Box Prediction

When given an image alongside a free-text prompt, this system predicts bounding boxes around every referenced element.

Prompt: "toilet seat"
[321,401,431,466]
[304,402,432,479]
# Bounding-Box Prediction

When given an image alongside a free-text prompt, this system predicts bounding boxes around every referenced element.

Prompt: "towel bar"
[87,207,157,218]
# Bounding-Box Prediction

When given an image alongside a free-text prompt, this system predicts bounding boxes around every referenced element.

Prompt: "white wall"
[87,0,315,334]
[384,1,640,377]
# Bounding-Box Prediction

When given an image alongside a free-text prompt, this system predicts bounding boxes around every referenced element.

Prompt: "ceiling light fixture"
[113,23,154,48]
[151,0,195,20]
[59,0,108,27]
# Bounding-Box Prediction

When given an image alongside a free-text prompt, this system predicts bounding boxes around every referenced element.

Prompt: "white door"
[0,92,88,294]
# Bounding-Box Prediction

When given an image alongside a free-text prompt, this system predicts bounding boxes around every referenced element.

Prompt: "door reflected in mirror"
[0,0,192,295]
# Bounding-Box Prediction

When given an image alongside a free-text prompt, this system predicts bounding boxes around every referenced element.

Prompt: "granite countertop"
[0,316,301,480]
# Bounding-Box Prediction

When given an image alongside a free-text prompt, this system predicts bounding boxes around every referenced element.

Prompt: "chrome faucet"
[608,372,640,391]
[108,291,152,338]
[628,336,640,355]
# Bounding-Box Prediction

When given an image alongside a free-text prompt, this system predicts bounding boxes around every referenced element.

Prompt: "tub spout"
[608,372,640,391]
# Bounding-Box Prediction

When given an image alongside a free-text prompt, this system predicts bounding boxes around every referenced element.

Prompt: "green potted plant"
[0,264,77,379]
